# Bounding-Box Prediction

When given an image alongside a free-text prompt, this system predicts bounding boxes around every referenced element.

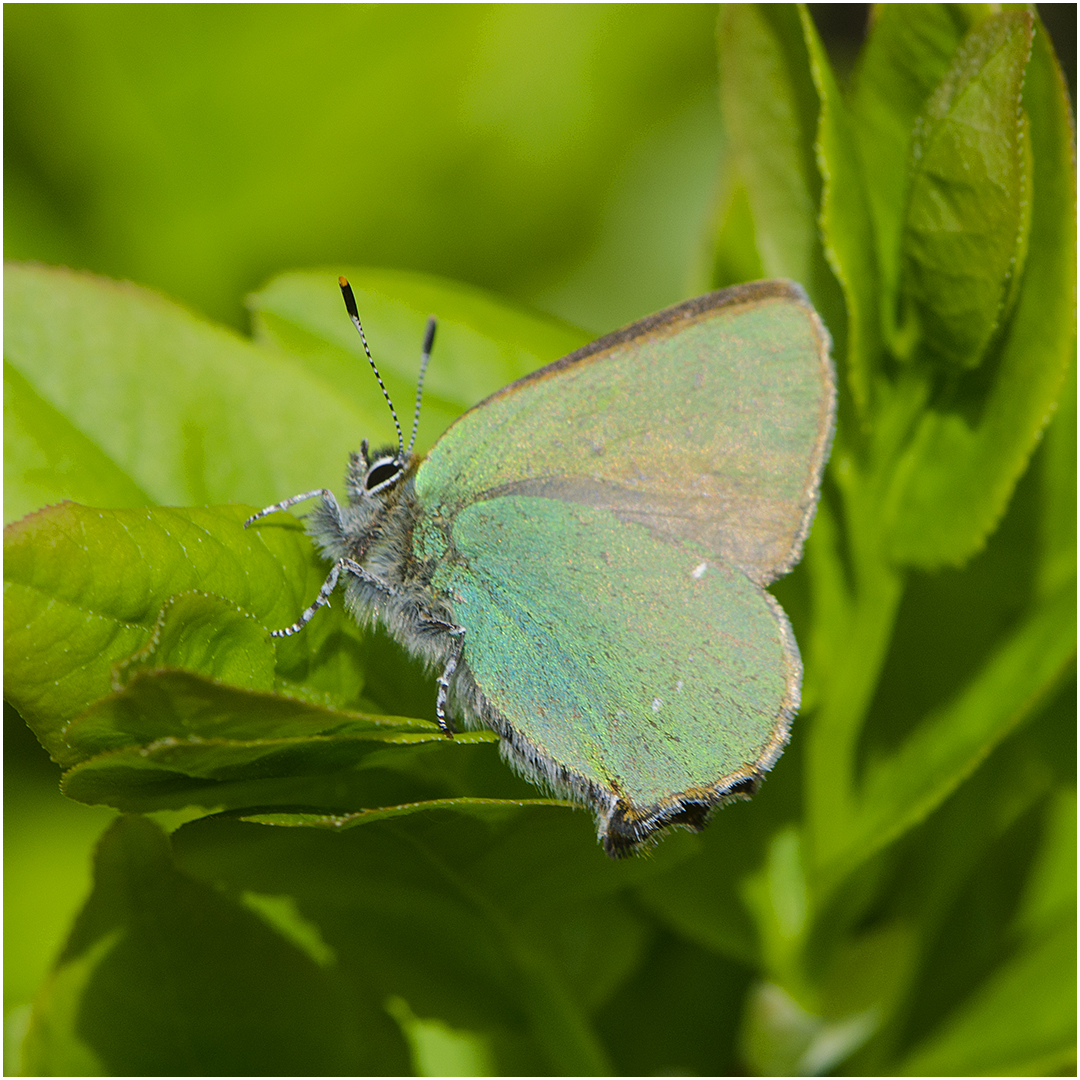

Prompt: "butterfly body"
[250,278,835,857]
[305,449,451,654]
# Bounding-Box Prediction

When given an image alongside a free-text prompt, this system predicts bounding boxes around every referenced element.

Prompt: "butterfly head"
[348,438,412,500]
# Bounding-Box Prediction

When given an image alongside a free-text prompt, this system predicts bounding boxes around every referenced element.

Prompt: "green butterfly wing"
[424,497,799,831]
[411,281,834,849]
[416,281,834,587]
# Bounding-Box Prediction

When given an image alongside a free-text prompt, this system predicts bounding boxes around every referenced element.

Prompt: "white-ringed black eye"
[365,456,402,493]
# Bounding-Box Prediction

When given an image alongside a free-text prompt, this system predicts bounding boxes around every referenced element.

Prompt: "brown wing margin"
[479,278,832,407]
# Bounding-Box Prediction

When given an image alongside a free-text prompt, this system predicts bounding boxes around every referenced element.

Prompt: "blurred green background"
[5,4,727,335]
[7,3,1072,332]
[5,4,1076,1073]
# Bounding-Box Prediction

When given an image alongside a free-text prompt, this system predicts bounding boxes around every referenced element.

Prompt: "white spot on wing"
[691,561,708,580]
[652,697,662,712]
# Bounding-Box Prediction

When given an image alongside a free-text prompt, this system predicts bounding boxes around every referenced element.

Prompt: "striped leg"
[271,560,344,637]
[340,558,398,598]
[246,489,349,636]
[244,488,341,528]
[267,557,400,638]
[433,625,466,737]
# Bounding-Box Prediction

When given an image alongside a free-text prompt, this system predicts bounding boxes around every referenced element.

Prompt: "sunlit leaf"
[2,264,364,521]
[848,4,979,338]
[799,7,881,417]
[885,14,1076,566]
[716,4,847,351]
[3,502,366,758]
[3,361,152,525]
[897,11,1033,370]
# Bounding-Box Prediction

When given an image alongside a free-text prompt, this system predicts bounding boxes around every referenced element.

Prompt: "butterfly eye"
[364,456,402,493]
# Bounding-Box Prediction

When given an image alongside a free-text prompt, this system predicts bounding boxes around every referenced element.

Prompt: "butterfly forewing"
[416,281,834,586]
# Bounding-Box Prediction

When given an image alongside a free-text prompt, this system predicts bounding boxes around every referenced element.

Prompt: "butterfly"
[246,277,835,857]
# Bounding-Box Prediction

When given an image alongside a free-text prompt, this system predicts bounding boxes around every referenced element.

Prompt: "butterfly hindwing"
[428,495,800,838]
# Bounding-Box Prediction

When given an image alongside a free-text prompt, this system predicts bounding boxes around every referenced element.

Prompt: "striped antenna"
[407,317,437,457]
[338,276,405,460]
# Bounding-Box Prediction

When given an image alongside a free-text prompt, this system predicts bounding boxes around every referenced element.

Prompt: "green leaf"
[3,502,367,759]
[717,5,817,284]
[897,11,1034,369]
[58,674,482,814]
[62,666,435,765]
[835,695,1073,1074]
[4,360,151,525]
[715,4,847,349]
[806,398,1073,892]
[172,809,670,1075]
[61,731,453,815]
[63,737,541,824]
[884,14,1076,567]
[1013,787,1077,941]
[3,264,366,521]
[848,4,982,340]
[387,995,496,1077]
[801,495,906,884]
[112,591,276,693]
[235,796,569,831]
[22,815,406,1075]
[897,913,1076,1076]
[834,582,1075,886]
[890,683,1065,902]
[798,6,881,419]
[1038,351,1077,599]
[711,179,766,290]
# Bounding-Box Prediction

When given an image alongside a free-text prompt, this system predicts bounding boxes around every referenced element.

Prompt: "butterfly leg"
[433,624,466,738]
[333,565,463,740]
[245,490,352,636]
[244,488,342,527]
[340,558,398,598]
[269,556,398,638]
[270,559,344,637]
